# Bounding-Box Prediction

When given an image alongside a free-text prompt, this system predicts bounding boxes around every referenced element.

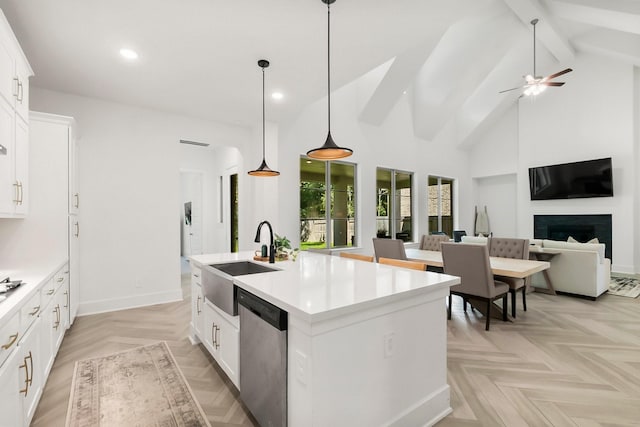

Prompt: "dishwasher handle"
[237,288,287,331]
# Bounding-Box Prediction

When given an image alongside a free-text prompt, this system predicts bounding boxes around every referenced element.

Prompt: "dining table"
[405,248,550,320]
[405,248,550,278]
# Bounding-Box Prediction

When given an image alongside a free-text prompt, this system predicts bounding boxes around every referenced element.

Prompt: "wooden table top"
[405,248,550,279]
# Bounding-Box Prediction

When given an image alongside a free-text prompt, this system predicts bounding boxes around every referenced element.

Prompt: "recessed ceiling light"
[271,92,284,100]
[119,48,138,60]
[403,90,407,95]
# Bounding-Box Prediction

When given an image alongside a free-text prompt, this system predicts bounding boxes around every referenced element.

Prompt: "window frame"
[299,156,357,250]
[376,167,414,242]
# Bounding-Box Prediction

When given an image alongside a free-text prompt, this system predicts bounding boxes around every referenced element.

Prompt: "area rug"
[65,342,210,427]
[609,276,640,298]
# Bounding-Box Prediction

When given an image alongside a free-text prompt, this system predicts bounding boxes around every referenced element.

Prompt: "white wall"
[30,88,256,315]
[278,69,473,255]
[469,53,638,273]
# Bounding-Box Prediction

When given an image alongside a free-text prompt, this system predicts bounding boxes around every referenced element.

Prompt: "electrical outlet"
[384,332,395,359]
[295,350,307,384]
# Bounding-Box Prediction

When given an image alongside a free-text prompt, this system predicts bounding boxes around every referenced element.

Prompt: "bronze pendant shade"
[248,59,280,177]
[306,0,353,160]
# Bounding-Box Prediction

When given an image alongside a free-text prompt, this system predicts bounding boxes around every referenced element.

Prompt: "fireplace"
[534,214,612,260]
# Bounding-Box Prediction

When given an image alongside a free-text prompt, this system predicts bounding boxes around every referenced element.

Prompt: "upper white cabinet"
[0,9,33,218]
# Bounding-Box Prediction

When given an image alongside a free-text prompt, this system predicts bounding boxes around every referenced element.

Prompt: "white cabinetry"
[190,262,240,388]
[0,341,23,427]
[0,9,33,218]
[190,266,204,340]
[30,113,79,326]
[203,300,239,388]
[17,317,42,426]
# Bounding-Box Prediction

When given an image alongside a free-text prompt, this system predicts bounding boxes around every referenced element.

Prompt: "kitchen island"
[189,251,459,427]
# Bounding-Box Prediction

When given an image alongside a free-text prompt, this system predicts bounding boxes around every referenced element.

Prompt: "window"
[300,157,356,250]
[376,168,413,242]
[428,176,454,237]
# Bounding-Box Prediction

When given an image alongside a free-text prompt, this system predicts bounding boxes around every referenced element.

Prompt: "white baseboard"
[386,384,451,427]
[77,289,184,316]
[611,264,636,275]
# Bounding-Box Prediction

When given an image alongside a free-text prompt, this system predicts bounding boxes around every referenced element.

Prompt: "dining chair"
[488,237,529,318]
[372,238,407,261]
[340,252,374,262]
[378,257,427,271]
[441,242,509,331]
[419,234,450,251]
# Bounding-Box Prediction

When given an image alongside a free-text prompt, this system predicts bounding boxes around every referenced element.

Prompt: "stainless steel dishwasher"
[237,288,288,427]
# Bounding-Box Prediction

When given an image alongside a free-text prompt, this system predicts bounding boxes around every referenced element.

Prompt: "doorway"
[181,171,203,257]
[230,173,239,252]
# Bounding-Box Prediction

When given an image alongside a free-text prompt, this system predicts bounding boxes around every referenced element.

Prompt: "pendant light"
[248,59,280,177]
[306,0,353,160]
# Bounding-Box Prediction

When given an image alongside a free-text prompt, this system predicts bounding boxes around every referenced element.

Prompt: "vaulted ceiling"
[1,0,639,149]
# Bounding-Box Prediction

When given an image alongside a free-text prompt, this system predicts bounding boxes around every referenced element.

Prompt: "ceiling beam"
[546,0,640,36]
[501,0,575,63]
[411,10,521,141]
[358,26,448,126]
[573,28,640,66]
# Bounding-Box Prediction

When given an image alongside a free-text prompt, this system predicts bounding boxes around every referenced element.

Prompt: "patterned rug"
[66,342,210,427]
[609,276,640,298]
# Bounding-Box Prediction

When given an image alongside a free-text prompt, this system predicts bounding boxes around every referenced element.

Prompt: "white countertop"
[190,251,459,323]
[0,258,68,320]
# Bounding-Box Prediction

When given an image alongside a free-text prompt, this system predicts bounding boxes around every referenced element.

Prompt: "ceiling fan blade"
[499,86,524,94]
[545,68,573,80]
[540,81,565,87]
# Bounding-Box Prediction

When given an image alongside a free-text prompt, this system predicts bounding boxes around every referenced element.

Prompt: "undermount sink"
[202,261,279,316]
[209,261,279,276]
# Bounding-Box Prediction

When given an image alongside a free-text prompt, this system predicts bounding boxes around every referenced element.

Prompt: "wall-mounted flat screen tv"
[529,157,613,200]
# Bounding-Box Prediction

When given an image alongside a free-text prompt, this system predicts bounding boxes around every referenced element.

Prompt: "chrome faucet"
[254,221,275,263]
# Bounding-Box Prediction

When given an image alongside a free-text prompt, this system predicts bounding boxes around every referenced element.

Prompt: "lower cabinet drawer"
[20,291,41,336]
[0,311,19,368]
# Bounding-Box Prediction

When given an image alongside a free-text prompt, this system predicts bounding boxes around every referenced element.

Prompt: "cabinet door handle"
[75,222,80,237]
[53,307,59,330]
[196,296,201,314]
[17,80,23,102]
[13,182,19,204]
[17,181,23,205]
[12,77,19,98]
[57,277,64,283]
[47,289,55,295]
[74,193,79,209]
[193,273,200,278]
[27,351,33,387]
[64,291,69,309]
[1,333,18,350]
[211,322,216,346]
[214,326,220,349]
[29,305,40,316]
[19,357,29,396]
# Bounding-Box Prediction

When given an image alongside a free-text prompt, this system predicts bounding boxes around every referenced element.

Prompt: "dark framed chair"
[441,243,509,331]
[488,237,529,318]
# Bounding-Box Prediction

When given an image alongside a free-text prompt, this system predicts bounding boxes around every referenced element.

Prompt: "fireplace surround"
[534,214,612,260]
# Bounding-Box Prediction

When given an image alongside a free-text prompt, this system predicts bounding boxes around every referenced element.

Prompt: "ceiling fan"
[500,18,572,97]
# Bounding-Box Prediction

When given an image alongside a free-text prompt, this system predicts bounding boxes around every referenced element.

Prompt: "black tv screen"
[529,157,613,200]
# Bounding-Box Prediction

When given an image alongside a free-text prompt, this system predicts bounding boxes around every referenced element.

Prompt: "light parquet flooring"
[31,275,640,427]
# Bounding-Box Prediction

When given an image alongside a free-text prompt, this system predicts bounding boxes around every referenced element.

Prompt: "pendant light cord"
[262,65,266,161]
[327,2,331,132]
